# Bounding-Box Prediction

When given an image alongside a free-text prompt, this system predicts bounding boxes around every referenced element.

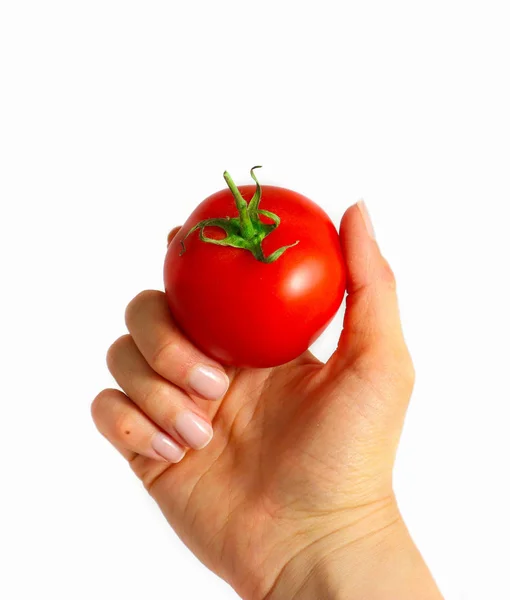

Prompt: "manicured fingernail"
[152,432,186,463]
[189,364,229,401]
[175,411,213,450]
[357,199,376,240]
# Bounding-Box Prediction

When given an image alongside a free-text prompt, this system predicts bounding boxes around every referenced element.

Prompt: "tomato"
[164,168,346,368]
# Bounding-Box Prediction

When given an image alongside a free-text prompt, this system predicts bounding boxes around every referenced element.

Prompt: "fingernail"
[152,432,186,463]
[189,364,229,401]
[175,411,213,450]
[357,200,376,240]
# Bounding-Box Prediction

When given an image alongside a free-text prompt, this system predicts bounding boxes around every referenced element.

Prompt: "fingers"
[328,201,414,383]
[125,290,230,402]
[91,388,186,463]
[106,335,215,451]
[92,227,226,466]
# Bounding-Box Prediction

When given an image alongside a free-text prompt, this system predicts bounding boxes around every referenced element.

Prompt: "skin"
[92,202,443,599]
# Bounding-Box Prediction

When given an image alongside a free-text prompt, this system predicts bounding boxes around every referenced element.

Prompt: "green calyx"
[179,166,299,263]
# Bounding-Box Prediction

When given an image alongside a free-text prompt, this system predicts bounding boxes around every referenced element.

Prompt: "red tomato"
[164,168,346,368]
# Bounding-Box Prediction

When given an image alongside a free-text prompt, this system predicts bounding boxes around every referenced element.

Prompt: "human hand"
[92,202,442,599]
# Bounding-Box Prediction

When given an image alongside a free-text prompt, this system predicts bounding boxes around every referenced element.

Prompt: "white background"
[1,2,509,599]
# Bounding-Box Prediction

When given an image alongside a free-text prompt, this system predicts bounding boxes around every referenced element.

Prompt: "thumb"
[329,201,414,379]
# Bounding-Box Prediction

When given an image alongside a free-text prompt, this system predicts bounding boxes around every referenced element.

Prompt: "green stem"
[247,165,263,220]
[223,170,255,239]
[179,167,299,263]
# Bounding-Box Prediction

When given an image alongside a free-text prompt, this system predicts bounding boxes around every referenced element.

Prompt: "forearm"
[265,515,443,600]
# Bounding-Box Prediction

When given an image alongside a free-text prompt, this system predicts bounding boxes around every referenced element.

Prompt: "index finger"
[125,290,231,402]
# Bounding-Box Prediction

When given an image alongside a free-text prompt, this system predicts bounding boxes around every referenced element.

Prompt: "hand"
[92,202,442,599]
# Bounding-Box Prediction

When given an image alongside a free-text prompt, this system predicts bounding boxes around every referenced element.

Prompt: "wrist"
[263,499,443,600]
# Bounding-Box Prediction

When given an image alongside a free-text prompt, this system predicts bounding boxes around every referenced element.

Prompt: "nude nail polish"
[152,432,186,463]
[189,364,229,401]
[175,411,213,450]
[357,199,376,240]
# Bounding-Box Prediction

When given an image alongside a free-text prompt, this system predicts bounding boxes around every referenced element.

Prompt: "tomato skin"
[164,184,346,368]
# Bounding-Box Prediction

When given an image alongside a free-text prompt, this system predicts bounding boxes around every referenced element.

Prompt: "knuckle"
[106,334,132,370]
[158,412,176,436]
[347,350,377,384]
[142,384,176,431]
[354,344,415,390]
[141,380,168,410]
[125,289,162,328]
[151,339,181,374]
[388,350,416,392]
[354,342,389,372]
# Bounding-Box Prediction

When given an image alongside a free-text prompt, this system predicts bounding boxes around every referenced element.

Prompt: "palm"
[129,348,391,596]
